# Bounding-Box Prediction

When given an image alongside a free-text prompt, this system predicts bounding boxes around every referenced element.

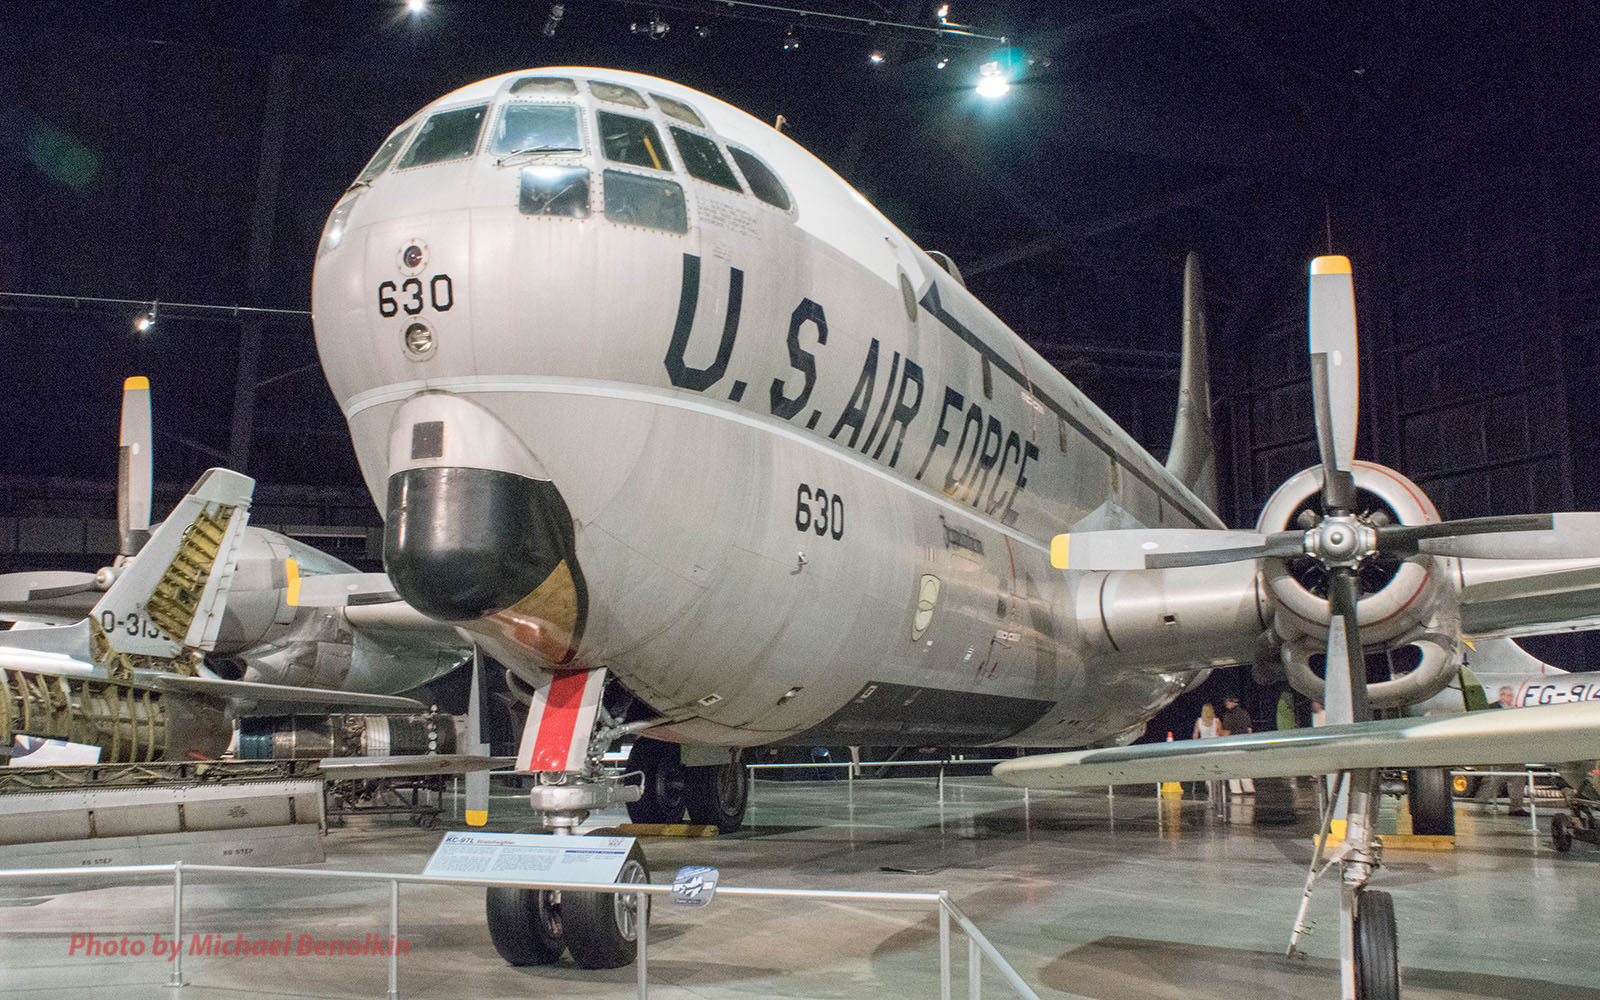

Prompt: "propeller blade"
[1325,566,1370,724]
[1051,529,1276,571]
[1308,256,1358,512]
[465,646,491,827]
[118,375,153,557]
[1379,512,1600,560]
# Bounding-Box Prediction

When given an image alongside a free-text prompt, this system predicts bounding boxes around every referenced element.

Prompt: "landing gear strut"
[483,669,653,969]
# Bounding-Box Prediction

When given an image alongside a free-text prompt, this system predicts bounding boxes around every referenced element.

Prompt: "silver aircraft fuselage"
[312,68,1239,750]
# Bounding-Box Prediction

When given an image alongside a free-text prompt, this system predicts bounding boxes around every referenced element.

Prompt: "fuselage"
[312,67,1232,749]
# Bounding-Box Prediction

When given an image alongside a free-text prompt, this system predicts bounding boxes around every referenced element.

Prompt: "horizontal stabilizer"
[318,754,514,779]
[285,561,399,607]
[993,702,1600,787]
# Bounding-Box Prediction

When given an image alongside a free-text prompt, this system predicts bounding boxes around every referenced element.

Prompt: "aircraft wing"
[131,669,425,712]
[1459,556,1600,639]
[992,703,1600,787]
[317,754,515,779]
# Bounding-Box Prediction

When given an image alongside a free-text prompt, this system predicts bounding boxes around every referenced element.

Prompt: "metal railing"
[1450,767,1560,834]
[0,861,1041,1000]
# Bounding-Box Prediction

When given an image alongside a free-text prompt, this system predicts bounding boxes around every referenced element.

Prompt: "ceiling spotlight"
[976,60,1009,98]
[134,302,158,334]
[631,14,669,40]
[405,0,426,13]
[936,55,949,70]
[869,50,885,65]
[937,3,950,21]
[694,24,710,39]
[542,3,563,38]
[782,26,799,51]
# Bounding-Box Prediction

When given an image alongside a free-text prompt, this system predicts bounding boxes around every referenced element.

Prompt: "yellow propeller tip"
[465,810,488,826]
[1050,534,1070,570]
[1311,255,1352,275]
[124,375,150,390]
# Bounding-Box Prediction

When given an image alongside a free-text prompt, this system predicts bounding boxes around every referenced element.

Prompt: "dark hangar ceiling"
[2,2,1597,580]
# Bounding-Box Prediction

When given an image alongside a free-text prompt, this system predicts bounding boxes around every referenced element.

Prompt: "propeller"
[464,646,492,826]
[1307,256,1359,513]
[118,375,153,558]
[1050,254,1600,721]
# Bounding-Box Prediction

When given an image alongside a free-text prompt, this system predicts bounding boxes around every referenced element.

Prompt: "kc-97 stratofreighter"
[311,67,1600,991]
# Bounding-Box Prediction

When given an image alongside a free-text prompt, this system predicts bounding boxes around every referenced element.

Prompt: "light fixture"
[782,26,799,51]
[630,13,669,39]
[937,3,950,21]
[976,57,1011,98]
[134,302,158,334]
[405,0,426,14]
[694,24,710,38]
[869,49,885,65]
[936,54,949,70]
[542,3,563,37]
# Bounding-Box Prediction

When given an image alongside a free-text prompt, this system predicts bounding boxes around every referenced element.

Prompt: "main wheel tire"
[486,886,564,966]
[1353,889,1399,1000]
[684,753,749,833]
[626,738,687,824]
[1407,767,1456,836]
[562,827,650,969]
[1552,813,1575,853]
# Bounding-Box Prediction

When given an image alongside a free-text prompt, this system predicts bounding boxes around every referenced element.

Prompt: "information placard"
[423,831,634,886]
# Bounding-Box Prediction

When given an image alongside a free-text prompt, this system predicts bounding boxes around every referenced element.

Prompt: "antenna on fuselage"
[773,114,787,132]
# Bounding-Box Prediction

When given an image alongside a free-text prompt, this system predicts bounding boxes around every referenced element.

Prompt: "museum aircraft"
[0,378,470,697]
[309,68,1600,987]
[0,467,433,762]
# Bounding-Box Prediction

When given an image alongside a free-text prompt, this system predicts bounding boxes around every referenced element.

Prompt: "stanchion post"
[635,889,648,1000]
[939,892,951,1000]
[388,879,399,999]
[169,861,185,987]
[1528,770,1538,833]
[938,764,945,806]
[968,935,981,1000]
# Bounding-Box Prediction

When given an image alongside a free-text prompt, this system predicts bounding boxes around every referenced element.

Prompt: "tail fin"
[1164,252,1218,512]
[90,467,255,658]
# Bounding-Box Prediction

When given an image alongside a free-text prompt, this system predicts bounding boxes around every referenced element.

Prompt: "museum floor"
[1,774,1594,999]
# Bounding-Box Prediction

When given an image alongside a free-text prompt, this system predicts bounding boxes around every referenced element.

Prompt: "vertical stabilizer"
[90,467,256,658]
[1164,252,1218,512]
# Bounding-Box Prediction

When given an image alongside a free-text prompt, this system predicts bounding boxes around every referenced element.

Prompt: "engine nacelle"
[1256,461,1455,647]
[1257,461,1463,709]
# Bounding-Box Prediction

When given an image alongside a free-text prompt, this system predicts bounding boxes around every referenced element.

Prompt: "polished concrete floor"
[1,774,1596,999]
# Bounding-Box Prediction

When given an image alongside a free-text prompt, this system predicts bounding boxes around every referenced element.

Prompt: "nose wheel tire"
[486,822,566,969]
[684,752,749,833]
[626,738,688,824]
[1354,889,1399,1000]
[562,827,651,969]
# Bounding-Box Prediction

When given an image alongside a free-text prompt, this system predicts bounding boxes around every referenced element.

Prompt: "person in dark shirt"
[1220,696,1255,794]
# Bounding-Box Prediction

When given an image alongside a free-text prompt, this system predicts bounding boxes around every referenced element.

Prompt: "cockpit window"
[511,77,577,96]
[728,147,792,211]
[669,127,741,192]
[492,104,583,157]
[599,111,671,172]
[589,81,649,108]
[652,95,705,128]
[398,105,488,168]
[354,121,417,184]
[603,170,687,234]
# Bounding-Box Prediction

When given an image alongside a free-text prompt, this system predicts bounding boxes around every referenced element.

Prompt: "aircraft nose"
[381,394,588,665]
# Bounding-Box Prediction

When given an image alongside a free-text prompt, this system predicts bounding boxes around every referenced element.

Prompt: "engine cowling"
[1257,461,1462,708]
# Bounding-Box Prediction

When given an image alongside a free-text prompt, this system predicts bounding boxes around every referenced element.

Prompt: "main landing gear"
[626,737,749,834]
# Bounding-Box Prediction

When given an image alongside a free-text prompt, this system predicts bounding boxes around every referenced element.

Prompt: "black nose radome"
[384,466,582,624]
